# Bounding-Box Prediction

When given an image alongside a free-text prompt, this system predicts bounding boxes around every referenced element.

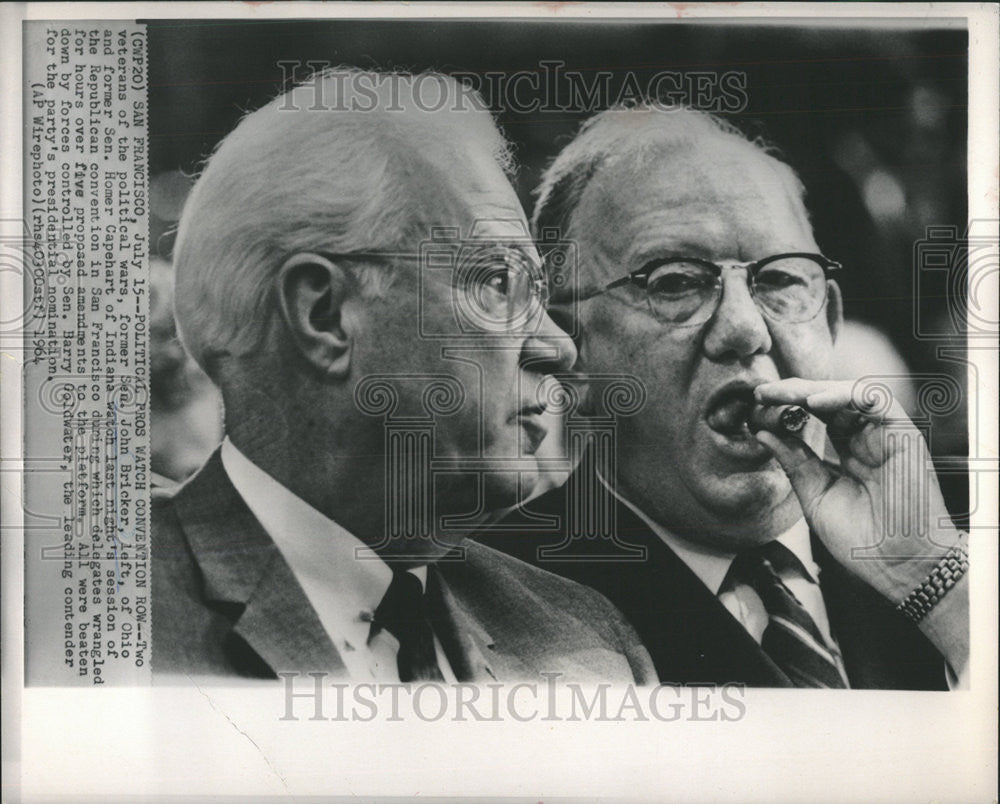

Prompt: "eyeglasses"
[575,252,841,326]
[315,244,550,331]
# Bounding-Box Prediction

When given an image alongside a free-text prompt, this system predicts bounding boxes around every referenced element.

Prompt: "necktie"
[372,569,445,682]
[729,542,847,688]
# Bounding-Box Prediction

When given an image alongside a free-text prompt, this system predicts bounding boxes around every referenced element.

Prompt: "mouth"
[705,381,759,438]
[515,404,549,453]
[702,380,773,461]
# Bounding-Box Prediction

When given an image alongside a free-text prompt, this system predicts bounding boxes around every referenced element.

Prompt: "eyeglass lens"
[457,247,547,327]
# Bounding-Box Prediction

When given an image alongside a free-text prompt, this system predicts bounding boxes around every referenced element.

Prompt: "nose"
[520,308,579,376]
[701,267,772,360]
[545,304,580,350]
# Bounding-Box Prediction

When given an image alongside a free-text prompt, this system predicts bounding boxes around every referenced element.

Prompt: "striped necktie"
[372,569,445,683]
[730,542,847,688]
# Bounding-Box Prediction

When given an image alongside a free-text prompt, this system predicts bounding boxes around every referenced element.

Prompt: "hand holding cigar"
[748,403,810,435]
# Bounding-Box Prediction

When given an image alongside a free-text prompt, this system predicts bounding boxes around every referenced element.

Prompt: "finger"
[807,385,903,419]
[826,414,879,459]
[840,453,880,479]
[754,430,836,507]
[802,387,855,412]
[817,390,920,454]
[756,382,867,434]
[757,378,899,416]
[823,404,877,440]
[804,389,887,463]
[754,378,848,405]
[756,378,918,454]
[801,390,873,442]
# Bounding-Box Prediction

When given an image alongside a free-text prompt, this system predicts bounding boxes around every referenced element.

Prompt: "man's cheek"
[770,324,835,379]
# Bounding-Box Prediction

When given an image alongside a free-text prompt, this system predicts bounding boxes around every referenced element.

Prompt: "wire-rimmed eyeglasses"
[313,244,550,331]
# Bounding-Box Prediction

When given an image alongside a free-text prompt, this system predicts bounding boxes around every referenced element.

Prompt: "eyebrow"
[487,242,544,270]
[629,242,716,269]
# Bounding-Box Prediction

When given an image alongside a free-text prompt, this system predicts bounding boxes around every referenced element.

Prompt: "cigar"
[748,403,809,434]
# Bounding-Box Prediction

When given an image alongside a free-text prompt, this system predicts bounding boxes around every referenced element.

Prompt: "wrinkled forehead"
[417,140,530,246]
[568,137,815,284]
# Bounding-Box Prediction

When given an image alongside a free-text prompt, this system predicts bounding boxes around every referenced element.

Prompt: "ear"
[276,252,355,378]
[825,279,844,344]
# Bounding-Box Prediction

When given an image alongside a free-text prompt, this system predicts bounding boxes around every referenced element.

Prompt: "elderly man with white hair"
[152,70,655,683]
[480,106,969,690]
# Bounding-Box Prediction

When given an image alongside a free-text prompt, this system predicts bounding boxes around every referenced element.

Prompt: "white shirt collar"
[599,472,820,594]
[220,437,425,654]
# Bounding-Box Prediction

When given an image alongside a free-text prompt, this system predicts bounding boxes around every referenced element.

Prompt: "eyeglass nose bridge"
[719,259,762,296]
[669,260,761,328]
[531,275,550,308]
[714,261,775,325]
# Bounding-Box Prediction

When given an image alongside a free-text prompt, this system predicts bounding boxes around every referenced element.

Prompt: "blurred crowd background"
[146,19,969,520]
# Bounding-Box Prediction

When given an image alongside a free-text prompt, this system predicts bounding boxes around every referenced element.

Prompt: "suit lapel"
[493,467,792,686]
[172,450,346,677]
[426,565,498,682]
[599,498,792,687]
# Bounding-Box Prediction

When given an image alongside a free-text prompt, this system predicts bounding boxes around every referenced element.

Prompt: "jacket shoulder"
[444,540,655,683]
[462,539,612,608]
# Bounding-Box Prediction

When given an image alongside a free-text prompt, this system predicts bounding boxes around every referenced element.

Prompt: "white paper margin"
[2,3,997,801]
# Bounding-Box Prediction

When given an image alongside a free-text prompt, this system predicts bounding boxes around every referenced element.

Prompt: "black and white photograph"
[3,3,997,801]
[141,16,977,689]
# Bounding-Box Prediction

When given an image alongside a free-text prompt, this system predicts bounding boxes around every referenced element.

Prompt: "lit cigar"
[748,404,809,434]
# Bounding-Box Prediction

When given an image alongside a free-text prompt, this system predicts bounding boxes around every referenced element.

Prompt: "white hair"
[532,105,806,247]
[173,68,513,379]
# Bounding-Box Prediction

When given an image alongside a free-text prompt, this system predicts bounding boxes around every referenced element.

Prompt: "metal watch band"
[896,537,969,624]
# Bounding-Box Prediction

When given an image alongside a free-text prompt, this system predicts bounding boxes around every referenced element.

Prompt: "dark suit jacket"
[152,450,655,683]
[476,465,948,690]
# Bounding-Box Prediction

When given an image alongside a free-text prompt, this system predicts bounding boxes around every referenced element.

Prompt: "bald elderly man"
[152,71,654,683]
[480,107,969,689]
